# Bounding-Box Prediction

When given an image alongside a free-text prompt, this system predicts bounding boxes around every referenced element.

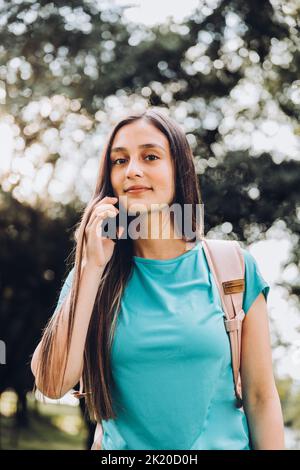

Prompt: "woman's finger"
[95,210,119,238]
[86,206,118,232]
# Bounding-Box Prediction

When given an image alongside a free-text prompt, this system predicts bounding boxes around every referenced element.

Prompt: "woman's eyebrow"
[111,143,166,154]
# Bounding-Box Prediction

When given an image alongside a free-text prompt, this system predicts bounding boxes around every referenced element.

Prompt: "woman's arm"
[240,292,286,450]
[31,260,105,399]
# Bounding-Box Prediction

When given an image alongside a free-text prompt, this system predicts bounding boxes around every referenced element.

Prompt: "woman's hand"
[83,196,124,269]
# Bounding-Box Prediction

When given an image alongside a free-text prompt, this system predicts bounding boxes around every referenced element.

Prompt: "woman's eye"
[145,154,159,161]
[112,155,159,165]
[112,158,126,165]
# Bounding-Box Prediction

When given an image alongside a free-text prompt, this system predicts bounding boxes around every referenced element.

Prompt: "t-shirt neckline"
[133,240,202,265]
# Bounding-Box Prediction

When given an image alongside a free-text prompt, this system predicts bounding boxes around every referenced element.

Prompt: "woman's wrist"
[81,256,105,275]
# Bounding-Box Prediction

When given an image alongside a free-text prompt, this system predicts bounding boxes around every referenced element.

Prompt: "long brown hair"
[35,107,203,423]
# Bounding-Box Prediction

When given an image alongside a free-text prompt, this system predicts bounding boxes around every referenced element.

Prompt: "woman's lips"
[126,188,152,194]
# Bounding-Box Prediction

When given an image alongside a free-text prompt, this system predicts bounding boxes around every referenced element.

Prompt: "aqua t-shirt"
[55,240,270,450]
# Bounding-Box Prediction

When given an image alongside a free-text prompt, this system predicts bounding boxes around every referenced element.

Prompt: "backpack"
[74,238,246,450]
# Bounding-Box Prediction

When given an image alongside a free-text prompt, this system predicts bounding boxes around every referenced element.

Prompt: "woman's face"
[110,119,175,215]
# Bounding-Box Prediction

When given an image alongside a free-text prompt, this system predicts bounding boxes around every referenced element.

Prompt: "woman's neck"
[133,237,196,260]
[130,206,196,260]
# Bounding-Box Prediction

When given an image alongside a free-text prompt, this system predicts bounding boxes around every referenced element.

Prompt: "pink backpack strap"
[201,238,245,408]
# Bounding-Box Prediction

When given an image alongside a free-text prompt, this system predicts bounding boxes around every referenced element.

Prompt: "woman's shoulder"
[239,247,270,315]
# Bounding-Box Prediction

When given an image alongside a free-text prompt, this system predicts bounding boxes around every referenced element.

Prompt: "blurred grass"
[0,395,88,450]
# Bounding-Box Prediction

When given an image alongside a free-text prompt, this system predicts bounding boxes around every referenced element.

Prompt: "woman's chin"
[127,203,149,216]
[129,201,171,214]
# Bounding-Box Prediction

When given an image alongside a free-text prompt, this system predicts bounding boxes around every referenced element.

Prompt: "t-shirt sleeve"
[53,267,75,315]
[241,249,270,315]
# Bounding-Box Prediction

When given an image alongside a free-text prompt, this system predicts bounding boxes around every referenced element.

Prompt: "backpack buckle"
[224,309,245,332]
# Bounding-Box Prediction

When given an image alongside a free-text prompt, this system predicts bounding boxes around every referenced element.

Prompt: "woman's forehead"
[112,120,169,150]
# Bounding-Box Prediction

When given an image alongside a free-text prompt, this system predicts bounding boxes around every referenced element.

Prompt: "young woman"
[31,108,285,450]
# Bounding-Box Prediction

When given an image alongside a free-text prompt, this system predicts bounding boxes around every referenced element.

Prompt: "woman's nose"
[125,159,144,177]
